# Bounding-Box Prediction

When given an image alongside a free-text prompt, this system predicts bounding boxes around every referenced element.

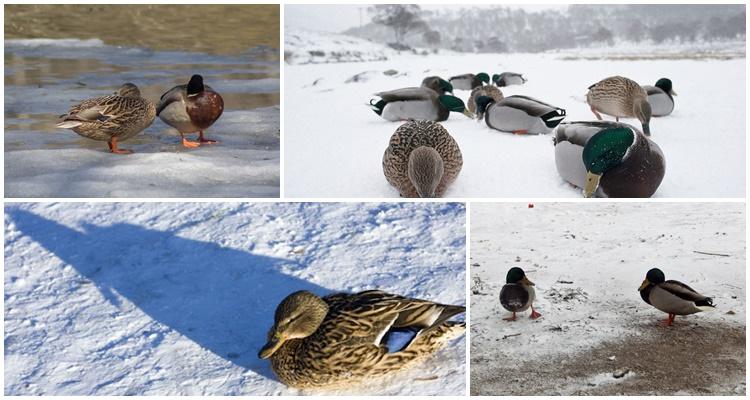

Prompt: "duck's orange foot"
[503,312,517,322]
[530,309,542,319]
[110,148,133,154]
[659,314,675,326]
[182,138,201,148]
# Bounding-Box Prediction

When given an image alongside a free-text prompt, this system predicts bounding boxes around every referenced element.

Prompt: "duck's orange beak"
[521,276,535,286]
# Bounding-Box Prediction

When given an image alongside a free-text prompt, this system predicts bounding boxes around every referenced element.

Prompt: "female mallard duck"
[382,120,463,198]
[475,95,565,135]
[554,121,665,198]
[421,76,453,95]
[56,83,156,154]
[643,78,676,117]
[449,72,490,90]
[586,76,652,135]
[370,87,473,122]
[258,290,465,389]
[499,267,541,321]
[639,268,715,326]
[156,74,224,148]
[468,85,503,117]
[492,72,526,87]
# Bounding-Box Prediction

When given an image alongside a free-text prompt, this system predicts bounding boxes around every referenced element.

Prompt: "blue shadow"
[5,207,332,381]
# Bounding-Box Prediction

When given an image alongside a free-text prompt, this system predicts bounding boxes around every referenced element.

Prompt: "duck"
[643,78,676,117]
[56,83,156,154]
[449,72,490,90]
[638,268,715,326]
[554,121,665,198]
[382,120,463,198]
[421,76,453,95]
[369,87,473,122]
[492,72,527,87]
[258,290,465,389]
[586,76,652,135]
[475,95,566,134]
[499,267,541,321]
[156,74,224,148]
[468,85,503,118]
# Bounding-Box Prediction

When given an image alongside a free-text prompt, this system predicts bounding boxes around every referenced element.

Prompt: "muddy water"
[4,4,279,152]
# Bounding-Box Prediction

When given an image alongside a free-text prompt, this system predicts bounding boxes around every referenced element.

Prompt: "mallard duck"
[554,121,665,198]
[156,74,224,148]
[369,87,473,122]
[475,95,565,135]
[421,76,453,95]
[586,76,652,135]
[492,72,526,87]
[468,85,503,117]
[56,83,156,154]
[382,120,462,198]
[639,268,715,326]
[258,290,465,389]
[643,78,676,117]
[499,267,541,321]
[449,72,489,90]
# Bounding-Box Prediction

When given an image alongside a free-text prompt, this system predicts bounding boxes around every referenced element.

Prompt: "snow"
[4,38,280,198]
[284,35,745,198]
[3,202,466,395]
[470,202,745,394]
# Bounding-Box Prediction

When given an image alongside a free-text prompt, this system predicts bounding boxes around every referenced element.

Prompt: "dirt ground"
[471,320,746,395]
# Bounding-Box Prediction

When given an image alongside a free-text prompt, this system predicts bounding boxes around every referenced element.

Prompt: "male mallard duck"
[499,267,541,321]
[639,268,715,326]
[258,290,465,389]
[586,76,652,135]
[449,72,490,90]
[643,78,676,117]
[370,87,473,122]
[156,74,224,148]
[475,95,565,135]
[382,120,463,198]
[492,72,527,87]
[56,83,156,154]
[468,85,503,117]
[554,121,665,198]
[421,76,453,95]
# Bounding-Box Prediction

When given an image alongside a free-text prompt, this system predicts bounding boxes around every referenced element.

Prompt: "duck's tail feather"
[369,98,386,116]
[696,297,716,310]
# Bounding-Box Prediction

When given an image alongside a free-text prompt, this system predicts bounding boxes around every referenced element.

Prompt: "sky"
[284,4,569,33]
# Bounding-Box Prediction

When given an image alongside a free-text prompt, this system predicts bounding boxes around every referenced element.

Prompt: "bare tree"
[369,4,425,44]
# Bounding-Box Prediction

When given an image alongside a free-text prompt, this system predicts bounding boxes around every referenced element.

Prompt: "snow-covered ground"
[284,34,745,198]
[3,202,466,395]
[470,202,745,395]
[4,39,280,198]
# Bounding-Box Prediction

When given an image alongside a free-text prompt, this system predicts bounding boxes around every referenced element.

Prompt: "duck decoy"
[382,120,463,198]
[475,95,565,135]
[554,121,665,198]
[500,267,541,321]
[259,290,465,389]
[586,76,652,135]
[156,74,224,148]
[56,83,156,154]
[638,268,715,326]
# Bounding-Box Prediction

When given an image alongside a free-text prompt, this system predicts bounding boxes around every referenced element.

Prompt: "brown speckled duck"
[156,74,224,148]
[56,83,156,154]
[382,120,463,198]
[586,76,652,135]
[468,85,503,118]
[259,290,465,389]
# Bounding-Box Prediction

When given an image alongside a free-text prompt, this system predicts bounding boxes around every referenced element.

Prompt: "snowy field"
[3,202,466,395]
[4,39,280,198]
[470,202,745,395]
[284,34,745,198]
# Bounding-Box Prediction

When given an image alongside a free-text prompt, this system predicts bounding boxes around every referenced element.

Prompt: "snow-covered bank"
[284,46,745,198]
[4,202,466,395]
[470,202,745,395]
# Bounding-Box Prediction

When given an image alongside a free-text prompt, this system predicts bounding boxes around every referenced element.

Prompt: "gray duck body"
[493,72,526,87]
[554,121,665,198]
[641,281,713,316]
[643,85,674,117]
[449,73,483,90]
[499,283,535,312]
[382,120,463,197]
[483,95,566,135]
[374,87,448,122]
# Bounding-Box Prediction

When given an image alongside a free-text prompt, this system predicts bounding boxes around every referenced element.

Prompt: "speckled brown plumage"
[382,120,463,197]
[468,85,503,116]
[586,76,648,118]
[266,290,465,389]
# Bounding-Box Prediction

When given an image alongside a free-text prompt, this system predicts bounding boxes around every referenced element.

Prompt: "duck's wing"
[660,280,713,304]
[374,87,434,102]
[156,84,187,115]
